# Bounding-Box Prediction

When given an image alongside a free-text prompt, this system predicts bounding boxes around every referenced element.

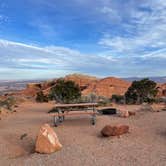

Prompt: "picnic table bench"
[50,103,98,126]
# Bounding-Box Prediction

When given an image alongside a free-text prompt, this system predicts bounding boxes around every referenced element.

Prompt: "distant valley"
[0,80,45,94]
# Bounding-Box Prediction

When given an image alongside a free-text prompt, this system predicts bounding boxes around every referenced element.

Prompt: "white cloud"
[98,0,166,58]
[0,39,165,79]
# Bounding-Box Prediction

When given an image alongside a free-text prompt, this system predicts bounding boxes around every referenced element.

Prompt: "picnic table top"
[54,103,98,108]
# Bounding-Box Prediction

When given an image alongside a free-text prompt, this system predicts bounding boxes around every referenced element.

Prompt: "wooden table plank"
[50,111,96,117]
[54,103,98,108]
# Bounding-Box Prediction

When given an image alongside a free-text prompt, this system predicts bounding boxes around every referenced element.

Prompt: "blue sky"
[0,0,166,80]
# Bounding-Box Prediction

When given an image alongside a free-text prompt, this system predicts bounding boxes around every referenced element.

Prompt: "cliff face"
[82,77,131,98]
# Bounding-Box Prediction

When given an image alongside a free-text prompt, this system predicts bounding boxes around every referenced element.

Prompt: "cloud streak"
[0,39,165,80]
[98,0,166,58]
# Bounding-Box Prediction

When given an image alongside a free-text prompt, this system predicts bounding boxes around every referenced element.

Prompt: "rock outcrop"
[157,83,166,97]
[27,83,42,89]
[101,125,129,137]
[35,124,62,154]
[64,74,98,90]
[82,77,131,98]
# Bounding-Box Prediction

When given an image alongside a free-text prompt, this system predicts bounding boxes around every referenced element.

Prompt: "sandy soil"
[0,102,166,166]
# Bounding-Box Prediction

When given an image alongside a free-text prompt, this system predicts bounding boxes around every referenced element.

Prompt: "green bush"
[49,79,81,104]
[80,93,111,106]
[111,94,124,104]
[80,93,98,103]
[36,91,48,102]
[125,78,158,104]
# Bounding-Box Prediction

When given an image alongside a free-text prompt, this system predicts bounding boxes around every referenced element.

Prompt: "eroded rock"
[35,124,62,154]
[101,125,129,137]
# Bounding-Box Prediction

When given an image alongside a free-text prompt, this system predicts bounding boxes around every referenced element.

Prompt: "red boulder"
[101,125,129,137]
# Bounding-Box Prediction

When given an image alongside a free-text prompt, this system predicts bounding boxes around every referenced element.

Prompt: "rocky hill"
[64,74,98,90]
[82,77,131,98]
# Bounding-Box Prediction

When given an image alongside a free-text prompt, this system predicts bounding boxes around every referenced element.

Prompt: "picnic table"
[50,103,98,126]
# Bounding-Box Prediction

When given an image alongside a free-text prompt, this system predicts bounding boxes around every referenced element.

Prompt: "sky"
[0,0,166,80]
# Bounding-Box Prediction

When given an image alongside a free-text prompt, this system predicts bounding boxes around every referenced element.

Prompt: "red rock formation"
[64,74,98,90]
[82,77,131,98]
[19,87,40,97]
[35,124,62,154]
[157,83,166,97]
[15,74,166,99]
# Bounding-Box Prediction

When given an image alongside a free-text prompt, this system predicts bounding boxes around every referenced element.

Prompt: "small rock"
[120,110,129,118]
[35,124,62,154]
[101,125,129,137]
[128,111,136,116]
[20,133,28,140]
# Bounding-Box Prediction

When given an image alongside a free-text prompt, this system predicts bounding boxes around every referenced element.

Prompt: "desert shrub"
[156,97,166,103]
[80,94,111,106]
[80,93,98,103]
[36,91,48,102]
[49,79,81,103]
[98,96,111,106]
[125,78,158,104]
[0,96,16,110]
[111,94,124,104]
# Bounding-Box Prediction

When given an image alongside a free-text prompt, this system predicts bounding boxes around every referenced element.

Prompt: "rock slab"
[35,124,62,154]
[101,125,129,137]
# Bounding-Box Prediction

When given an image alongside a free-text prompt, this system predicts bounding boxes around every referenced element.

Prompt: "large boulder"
[101,125,129,137]
[35,124,62,154]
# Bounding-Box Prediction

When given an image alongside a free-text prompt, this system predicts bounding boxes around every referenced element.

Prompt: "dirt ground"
[0,102,166,166]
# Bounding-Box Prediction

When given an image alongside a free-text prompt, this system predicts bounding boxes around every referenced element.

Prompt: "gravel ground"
[0,102,165,166]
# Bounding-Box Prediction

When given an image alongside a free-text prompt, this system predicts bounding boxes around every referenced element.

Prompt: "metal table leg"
[54,116,60,127]
[91,105,96,125]
[91,114,96,125]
